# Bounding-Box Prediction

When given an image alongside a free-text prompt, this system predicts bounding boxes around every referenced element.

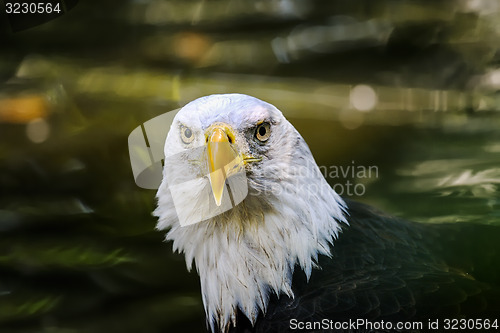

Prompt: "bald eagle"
[154,94,500,333]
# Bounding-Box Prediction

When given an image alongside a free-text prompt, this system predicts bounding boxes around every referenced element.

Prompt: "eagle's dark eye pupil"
[255,122,271,142]
[180,125,194,144]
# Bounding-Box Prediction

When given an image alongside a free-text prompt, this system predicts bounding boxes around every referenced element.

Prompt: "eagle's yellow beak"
[206,124,241,207]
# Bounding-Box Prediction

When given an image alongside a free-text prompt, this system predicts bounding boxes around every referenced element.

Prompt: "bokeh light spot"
[339,109,364,129]
[350,85,377,112]
[26,118,50,144]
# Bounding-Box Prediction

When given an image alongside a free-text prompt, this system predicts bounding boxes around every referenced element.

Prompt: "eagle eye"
[255,122,271,142]
[180,125,194,144]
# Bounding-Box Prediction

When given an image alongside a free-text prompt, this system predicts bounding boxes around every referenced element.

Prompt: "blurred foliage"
[1,0,500,332]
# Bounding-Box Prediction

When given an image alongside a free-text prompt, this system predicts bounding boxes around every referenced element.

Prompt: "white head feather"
[154,94,347,332]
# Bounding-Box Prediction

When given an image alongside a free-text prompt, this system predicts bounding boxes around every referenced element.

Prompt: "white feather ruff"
[154,94,347,332]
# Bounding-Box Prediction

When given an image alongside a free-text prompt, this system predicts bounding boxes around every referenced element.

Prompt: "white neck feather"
[154,126,347,332]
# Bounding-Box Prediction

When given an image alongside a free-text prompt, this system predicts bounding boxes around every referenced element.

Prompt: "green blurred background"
[1,0,500,332]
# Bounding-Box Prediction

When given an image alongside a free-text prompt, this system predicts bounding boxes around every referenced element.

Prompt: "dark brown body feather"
[229,200,500,332]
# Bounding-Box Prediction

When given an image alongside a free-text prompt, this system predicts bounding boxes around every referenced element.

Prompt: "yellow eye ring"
[255,122,271,142]
[180,125,194,144]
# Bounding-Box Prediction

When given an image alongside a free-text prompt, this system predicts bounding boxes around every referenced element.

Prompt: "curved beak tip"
[206,126,239,207]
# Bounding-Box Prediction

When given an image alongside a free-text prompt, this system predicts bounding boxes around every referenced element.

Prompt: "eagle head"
[154,94,347,332]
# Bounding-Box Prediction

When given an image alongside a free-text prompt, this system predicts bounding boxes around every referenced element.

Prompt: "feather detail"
[154,94,347,332]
